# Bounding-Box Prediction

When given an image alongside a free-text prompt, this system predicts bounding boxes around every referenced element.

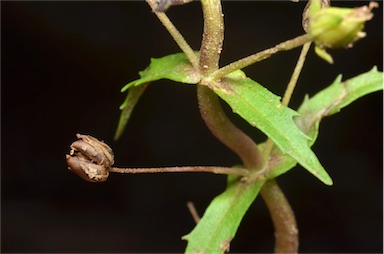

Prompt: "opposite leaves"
[116,53,332,185]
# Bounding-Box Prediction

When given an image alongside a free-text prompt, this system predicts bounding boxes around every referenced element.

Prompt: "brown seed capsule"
[66,134,114,182]
[66,155,109,183]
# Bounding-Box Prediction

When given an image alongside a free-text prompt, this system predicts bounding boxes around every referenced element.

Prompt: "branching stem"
[197,2,299,252]
[147,1,311,253]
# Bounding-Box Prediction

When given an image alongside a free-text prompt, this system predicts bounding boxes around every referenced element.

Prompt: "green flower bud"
[308,2,378,49]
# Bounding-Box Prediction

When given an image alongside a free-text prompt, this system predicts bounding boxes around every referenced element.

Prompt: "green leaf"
[204,70,333,185]
[115,52,200,139]
[121,52,200,92]
[296,66,383,143]
[183,175,266,254]
[114,84,149,140]
[267,67,383,179]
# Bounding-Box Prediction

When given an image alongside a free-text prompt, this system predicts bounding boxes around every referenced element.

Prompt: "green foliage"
[296,67,383,143]
[116,57,382,253]
[183,67,383,253]
[183,175,266,254]
[115,53,201,140]
[115,85,149,140]
[120,53,200,92]
[116,53,333,185]
[112,1,382,252]
[268,66,383,179]
[205,70,332,185]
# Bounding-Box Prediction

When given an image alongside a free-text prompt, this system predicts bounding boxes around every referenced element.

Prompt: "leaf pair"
[116,52,337,185]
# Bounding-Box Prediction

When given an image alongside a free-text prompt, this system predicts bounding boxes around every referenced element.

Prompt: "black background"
[1,1,383,253]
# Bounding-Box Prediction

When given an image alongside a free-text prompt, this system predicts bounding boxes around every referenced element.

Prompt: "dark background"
[1,1,382,253]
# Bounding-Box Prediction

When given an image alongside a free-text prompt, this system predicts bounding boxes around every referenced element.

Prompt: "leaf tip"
[322,175,333,186]
[314,166,333,186]
[181,234,189,241]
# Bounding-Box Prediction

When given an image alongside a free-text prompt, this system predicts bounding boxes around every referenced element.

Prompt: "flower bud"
[308,2,378,49]
[66,134,114,183]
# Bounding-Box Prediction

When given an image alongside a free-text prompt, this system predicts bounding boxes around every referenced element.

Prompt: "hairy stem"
[198,1,299,253]
[261,180,299,253]
[109,165,249,176]
[210,34,312,80]
[146,0,199,70]
[199,0,224,75]
[197,0,263,170]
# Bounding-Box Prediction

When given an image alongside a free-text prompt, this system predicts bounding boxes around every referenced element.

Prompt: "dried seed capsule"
[66,155,109,183]
[70,134,114,167]
[66,134,114,182]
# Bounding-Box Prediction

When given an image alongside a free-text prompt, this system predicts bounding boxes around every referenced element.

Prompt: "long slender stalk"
[109,165,249,176]
[282,42,312,106]
[210,34,312,80]
[146,0,199,70]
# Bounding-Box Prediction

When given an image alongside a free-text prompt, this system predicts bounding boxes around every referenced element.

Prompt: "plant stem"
[199,0,224,75]
[210,34,312,80]
[187,202,201,223]
[260,180,299,253]
[197,0,263,170]
[146,0,199,70]
[198,1,299,253]
[109,165,249,176]
[281,42,311,106]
